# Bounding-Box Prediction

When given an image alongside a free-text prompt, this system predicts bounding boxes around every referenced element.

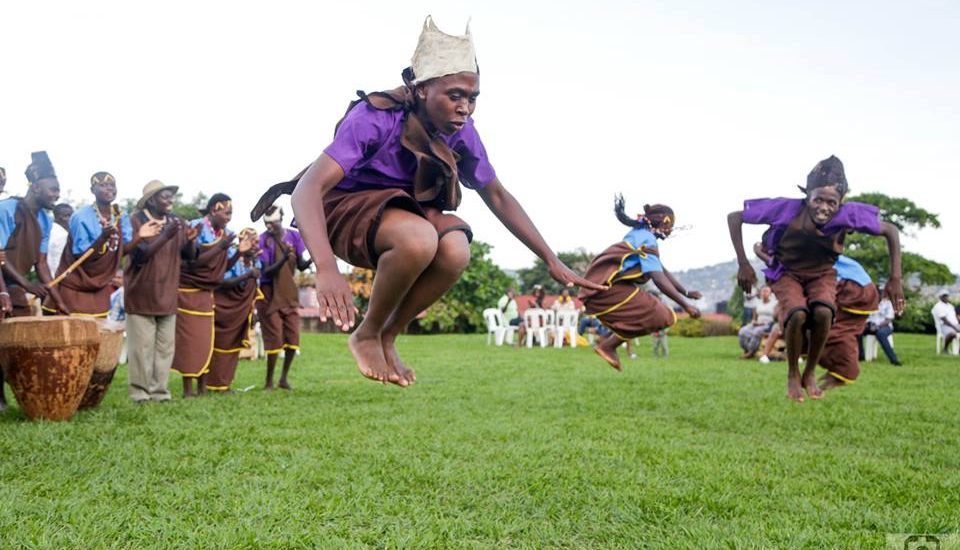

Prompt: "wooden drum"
[0,317,100,421]
[78,325,124,410]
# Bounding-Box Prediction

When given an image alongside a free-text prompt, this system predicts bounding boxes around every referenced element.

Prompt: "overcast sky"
[2,0,957,276]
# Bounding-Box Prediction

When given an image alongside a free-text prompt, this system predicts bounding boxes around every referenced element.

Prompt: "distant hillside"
[671,259,767,313]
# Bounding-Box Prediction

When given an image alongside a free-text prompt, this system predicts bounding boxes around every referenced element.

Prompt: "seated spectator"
[552,288,579,312]
[738,286,777,359]
[859,286,902,365]
[932,289,960,353]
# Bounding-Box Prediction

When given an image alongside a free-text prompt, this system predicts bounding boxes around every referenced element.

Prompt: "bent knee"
[377,211,439,264]
[434,232,471,274]
[785,308,807,328]
[811,305,834,325]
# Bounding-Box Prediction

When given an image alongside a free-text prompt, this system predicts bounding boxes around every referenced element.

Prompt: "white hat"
[263,206,283,223]
[410,16,478,84]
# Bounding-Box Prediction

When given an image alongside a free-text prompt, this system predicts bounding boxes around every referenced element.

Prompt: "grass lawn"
[1,333,959,549]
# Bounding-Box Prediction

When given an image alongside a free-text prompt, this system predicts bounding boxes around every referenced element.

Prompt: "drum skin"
[78,327,124,410]
[0,317,100,421]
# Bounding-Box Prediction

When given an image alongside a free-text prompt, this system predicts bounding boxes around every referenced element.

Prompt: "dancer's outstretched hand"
[684,304,702,318]
[548,261,606,292]
[885,276,906,316]
[315,270,358,331]
[736,262,757,293]
[687,290,703,300]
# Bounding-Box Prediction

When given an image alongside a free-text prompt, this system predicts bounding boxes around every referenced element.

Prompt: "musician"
[43,172,152,317]
[0,152,68,318]
[257,207,311,390]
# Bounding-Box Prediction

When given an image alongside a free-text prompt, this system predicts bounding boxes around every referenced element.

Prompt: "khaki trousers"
[126,313,176,402]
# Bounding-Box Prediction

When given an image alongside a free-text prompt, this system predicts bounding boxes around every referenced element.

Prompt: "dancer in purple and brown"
[728,155,904,402]
[580,195,702,371]
[251,16,601,386]
[257,206,311,391]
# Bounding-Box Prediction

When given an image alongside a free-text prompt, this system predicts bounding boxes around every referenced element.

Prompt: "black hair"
[614,194,674,229]
[199,193,232,215]
[53,203,74,216]
[803,155,849,197]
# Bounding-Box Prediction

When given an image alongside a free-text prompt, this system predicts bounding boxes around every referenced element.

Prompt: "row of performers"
[0,152,311,407]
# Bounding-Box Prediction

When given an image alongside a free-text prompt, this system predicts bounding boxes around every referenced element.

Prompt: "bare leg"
[381,231,471,384]
[264,353,278,390]
[278,350,295,390]
[0,372,6,411]
[784,310,807,402]
[594,333,623,371]
[760,325,781,358]
[182,377,195,399]
[818,373,847,392]
[349,208,438,386]
[197,374,208,396]
[801,306,832,400]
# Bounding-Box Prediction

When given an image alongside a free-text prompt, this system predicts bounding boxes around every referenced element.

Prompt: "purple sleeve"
[742,197,804,225]
[451,118,496,189]
[322,103,388,174]
[827,202,882,235]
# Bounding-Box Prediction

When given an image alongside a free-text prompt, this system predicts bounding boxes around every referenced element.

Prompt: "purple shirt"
[323,102,497,192]
[743,197,881,281]
[258,228,306,285]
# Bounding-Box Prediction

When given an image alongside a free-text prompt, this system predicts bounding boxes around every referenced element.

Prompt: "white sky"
[2,0,958,274]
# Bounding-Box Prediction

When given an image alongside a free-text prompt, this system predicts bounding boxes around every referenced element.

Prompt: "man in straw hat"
[124,180,199,403]
[251,16,602,387]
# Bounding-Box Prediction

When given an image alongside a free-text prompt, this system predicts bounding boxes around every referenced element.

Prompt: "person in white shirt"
[860,287,902,365]
[738,286,777,358]
[932,289,959,352]
[46,203,73,276]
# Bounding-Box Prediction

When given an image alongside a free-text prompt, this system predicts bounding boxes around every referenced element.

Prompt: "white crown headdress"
[410,15,478,84]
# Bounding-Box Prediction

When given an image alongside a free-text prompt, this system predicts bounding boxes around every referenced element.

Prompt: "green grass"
[1,333,959,549]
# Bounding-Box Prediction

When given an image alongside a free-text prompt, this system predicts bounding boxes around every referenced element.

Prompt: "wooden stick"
[47,248,96,288]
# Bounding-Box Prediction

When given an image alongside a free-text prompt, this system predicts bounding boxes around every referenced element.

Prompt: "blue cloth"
[0,198,52,253]
[834,255,872,287]
[188,217,223,246]
[70,205,134,254]
[224,252,260,280]
[620,226,663,274]
[108,287,125,322]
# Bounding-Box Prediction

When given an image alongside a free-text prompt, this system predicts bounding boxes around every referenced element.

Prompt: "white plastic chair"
[933,316,960,355]
[482,308,516,346]
[524,308,549,348]
[863,334,893,362]
[554,310,579,348]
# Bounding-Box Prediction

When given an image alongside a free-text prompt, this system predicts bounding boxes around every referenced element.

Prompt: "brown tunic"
[124,212,187,316]
[578,241,676,339]
[44,217,122,317]
[172,225,231,378]
[207,276,260,390]
[3,199,44,315]
[819,280,880,383]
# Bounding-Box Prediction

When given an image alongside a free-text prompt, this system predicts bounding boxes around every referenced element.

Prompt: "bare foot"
[348,330,406,386]
[802,369,824,400]
[818,374,847,392]
[264,383,274,391]
[593,346,622,371]
[786,373,804,403]
[278,380,293,391]
[383,338,416,385]
[741,350,756,359]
